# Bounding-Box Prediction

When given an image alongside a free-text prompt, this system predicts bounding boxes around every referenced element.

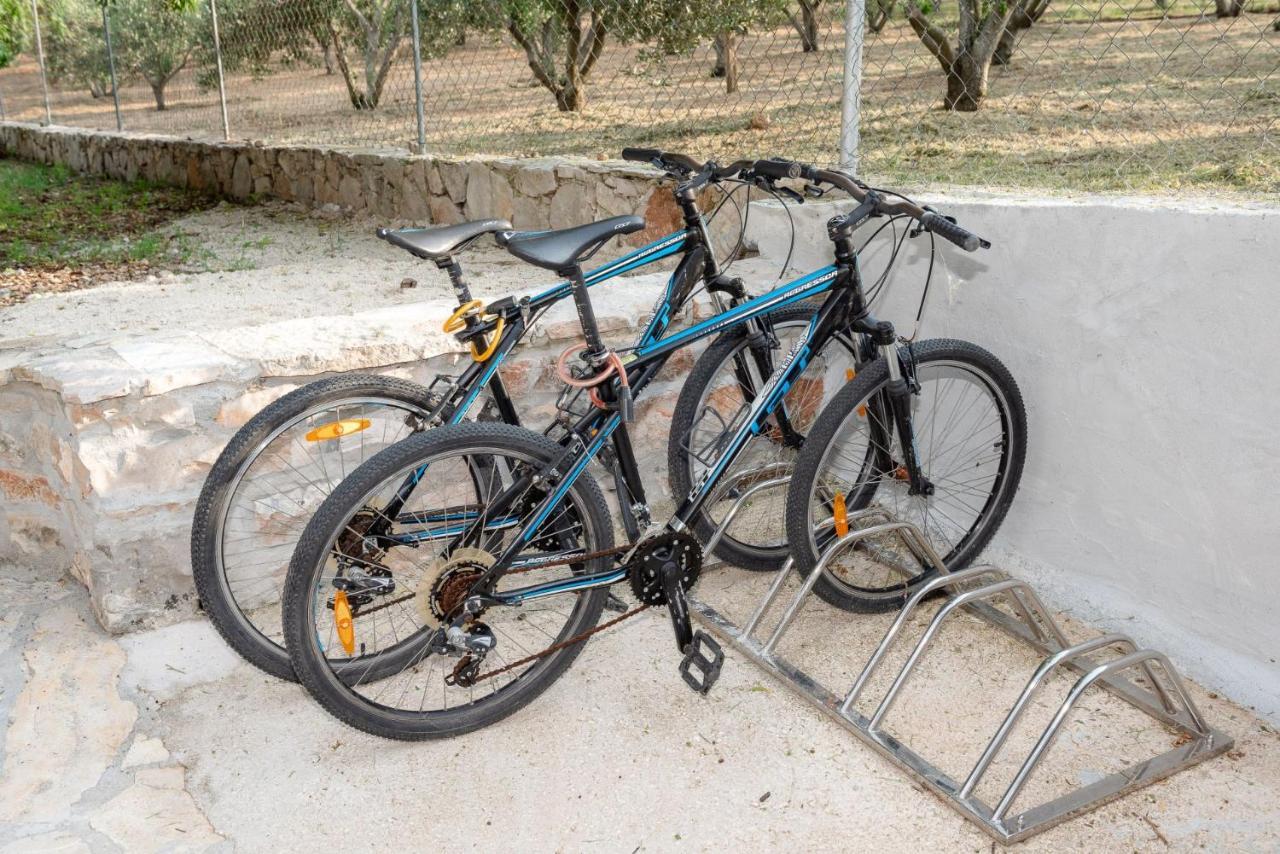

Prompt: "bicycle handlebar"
[797,163,988,252]
[621,148,702,175]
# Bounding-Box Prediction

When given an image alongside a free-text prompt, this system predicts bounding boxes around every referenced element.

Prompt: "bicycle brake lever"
[803,184,826,199]
[775,186,805,204]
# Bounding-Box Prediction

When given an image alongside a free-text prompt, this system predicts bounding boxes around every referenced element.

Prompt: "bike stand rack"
[687,481,1233,844]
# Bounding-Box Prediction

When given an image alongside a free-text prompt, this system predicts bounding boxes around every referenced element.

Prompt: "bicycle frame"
[430,227,698,430]
[397,222,907,608]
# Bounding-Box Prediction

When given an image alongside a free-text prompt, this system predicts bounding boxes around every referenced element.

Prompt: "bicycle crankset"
[627,531,703,605]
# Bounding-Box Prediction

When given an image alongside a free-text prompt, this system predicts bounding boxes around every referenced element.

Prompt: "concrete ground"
[3,203,1279,852]
[2,557,1278,853]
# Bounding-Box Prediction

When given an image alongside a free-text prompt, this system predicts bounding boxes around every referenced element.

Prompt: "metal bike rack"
[687,487,1232,844]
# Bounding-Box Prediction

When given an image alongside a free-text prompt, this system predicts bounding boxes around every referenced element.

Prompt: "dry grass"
[1,1,1276,196]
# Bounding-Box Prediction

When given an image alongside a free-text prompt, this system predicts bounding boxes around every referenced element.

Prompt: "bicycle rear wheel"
[784,339,1027,611]
[667,306,860,570]
[192,374,440,681]
[283,422,613,740]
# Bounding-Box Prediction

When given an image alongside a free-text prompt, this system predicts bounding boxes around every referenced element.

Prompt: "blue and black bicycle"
[192,150,863,682]
[280,158,1028,740]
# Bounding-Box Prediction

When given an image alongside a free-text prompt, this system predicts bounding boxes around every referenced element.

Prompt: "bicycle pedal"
[679,631,724,695]
[603,593,629,613]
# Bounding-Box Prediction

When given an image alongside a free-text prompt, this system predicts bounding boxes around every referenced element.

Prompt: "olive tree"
[626,0,788,94]
[905,0,1026,110]
[786,0,823,51]
[0,0,25,69]
[41,0,120,98]
[303,0,468,110]
[867,0,896,34]
[505,0,608,111]
[112,0,201,110]
[992,0,1048,66]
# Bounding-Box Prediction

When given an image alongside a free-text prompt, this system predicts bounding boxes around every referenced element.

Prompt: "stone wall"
[0,282,709,634]
[0,121,691,242]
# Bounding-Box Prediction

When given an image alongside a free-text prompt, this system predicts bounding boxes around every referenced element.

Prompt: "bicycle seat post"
[561,263,607,361]
[435,255,474,306]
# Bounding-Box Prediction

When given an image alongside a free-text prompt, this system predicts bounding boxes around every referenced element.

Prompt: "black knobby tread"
[783,338,1028,612]
[190,373,436,682]
[283,421,612,740]
[666,306,856,571]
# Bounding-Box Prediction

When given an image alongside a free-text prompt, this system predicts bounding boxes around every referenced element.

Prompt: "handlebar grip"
[375,227,391,240]
[622,147,662,164]
[754,159,802,180]
[920,212,983,252]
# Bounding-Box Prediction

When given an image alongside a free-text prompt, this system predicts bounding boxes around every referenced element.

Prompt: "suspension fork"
[882,339,933,497]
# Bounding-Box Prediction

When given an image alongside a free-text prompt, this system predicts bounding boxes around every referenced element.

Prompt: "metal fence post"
[839,0,866,172]
[102,4,122,131]
[208,0,230,140]
[29,0,52,125]
[408,0,426,152]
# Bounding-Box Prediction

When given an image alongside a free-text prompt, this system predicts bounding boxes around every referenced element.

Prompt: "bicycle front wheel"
[784,338,1027,612]
[283,422,613,740]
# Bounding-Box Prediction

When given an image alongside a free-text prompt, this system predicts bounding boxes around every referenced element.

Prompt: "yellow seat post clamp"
[443,300,485,334]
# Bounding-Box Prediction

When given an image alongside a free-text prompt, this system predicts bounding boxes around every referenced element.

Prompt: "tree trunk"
[150,80,167,111]
[944,53,987,111]
[993,0,1049,66]
[787,1,822,51]
[868,0,896,34]
[716,31,740,93]
[1214,0,1243,17]
[509,4,604,113]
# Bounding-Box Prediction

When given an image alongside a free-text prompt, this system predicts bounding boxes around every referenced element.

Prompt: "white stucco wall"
[746,193,1280,722]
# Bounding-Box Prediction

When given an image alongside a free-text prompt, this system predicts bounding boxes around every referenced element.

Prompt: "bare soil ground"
[1,3,1276,195]
[0,159,222,308]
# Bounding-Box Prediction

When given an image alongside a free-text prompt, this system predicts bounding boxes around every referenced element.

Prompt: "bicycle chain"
[348,540,654,686]
[447,540,650,686]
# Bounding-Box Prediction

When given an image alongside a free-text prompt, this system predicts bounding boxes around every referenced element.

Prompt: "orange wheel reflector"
[856,404,867,418]
[893,466,910,482]
[305,418,372,443]
[333,590,356,655]
[833,492,849,538]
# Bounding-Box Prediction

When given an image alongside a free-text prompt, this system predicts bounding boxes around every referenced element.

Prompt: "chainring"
[416,547,495,628]
[627,531,703,605]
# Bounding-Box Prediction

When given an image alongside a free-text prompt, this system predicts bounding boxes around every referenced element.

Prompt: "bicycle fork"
[883,341,934,497]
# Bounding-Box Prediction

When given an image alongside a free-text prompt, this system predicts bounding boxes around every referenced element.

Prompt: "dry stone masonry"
[0,122,690,243]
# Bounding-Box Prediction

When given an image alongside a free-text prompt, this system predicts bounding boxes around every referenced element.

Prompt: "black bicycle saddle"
[377,219,512,260]
[501,215,645,272]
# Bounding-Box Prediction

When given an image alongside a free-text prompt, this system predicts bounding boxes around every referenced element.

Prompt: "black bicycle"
[191,150,863,681]
[281,158,1027,740]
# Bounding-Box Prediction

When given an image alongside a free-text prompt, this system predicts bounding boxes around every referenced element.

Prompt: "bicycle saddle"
[376,219,512,260]
[501,215,645,273]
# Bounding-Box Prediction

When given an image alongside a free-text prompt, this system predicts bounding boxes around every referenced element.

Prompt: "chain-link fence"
[0,0,1276,193]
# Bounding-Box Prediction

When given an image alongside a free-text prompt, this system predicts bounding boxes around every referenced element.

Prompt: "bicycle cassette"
[628,531,703,605]
[417,547,494,629]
